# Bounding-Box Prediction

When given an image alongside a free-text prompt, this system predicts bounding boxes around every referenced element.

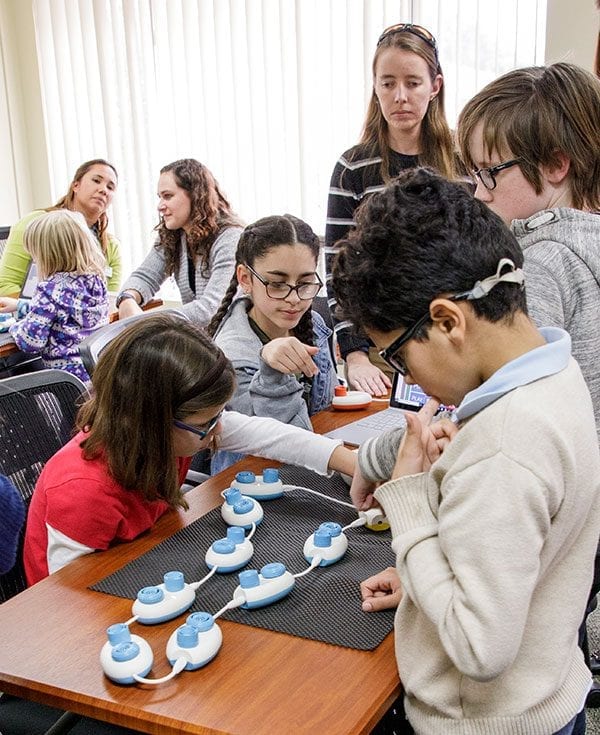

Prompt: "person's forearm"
[327,444,356,478]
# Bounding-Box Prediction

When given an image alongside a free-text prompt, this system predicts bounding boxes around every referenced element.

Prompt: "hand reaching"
[346,351,392,397]
[349,466,377,511]
[0,297,18,314]
[261,337,319,378]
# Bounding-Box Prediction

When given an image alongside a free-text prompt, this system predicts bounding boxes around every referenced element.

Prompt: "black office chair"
[0,370,88,602]
[79,307,188,378]
[0,370,143,735]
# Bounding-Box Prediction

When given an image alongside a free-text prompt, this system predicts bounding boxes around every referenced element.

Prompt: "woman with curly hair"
[117,159,243,326]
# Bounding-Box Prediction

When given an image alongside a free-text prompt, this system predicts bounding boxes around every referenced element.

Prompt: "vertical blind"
[32,0,546,283]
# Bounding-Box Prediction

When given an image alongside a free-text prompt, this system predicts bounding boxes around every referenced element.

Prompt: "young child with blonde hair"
[0,209,109,384]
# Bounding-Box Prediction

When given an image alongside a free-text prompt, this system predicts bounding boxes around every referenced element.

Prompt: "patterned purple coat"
[10,272,108,384]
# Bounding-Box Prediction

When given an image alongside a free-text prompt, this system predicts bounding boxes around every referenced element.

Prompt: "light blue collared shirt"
[455,327,571,422]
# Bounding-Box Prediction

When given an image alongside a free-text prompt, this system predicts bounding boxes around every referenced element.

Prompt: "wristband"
[115,291,137,308]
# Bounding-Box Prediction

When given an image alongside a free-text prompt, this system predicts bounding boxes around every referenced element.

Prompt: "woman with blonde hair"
[0,158,121,295]
[117,158,243,327]
[0,210,109,384]
[325,23,457,397]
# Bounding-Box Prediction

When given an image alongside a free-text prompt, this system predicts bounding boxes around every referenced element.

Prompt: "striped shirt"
[325,144,418,358]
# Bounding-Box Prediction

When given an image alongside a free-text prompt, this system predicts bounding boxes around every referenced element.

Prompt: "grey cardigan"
[122,227,242,327]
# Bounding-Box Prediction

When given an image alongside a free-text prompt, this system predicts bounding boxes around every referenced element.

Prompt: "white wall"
[545,0,598,66]
[0,0,50,226]
[1,0,598,226]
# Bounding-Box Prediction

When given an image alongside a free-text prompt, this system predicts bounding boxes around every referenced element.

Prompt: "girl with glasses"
[325,22,458,400]
[23,313,355,585]
[116,158,243,328]
[207,215,337,473]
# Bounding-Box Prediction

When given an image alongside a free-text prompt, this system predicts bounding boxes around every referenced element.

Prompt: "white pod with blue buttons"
[303,522,348,566]
[100,623,153,684]
[132,571,197,624]
[233,562,295,609]
[230,468,284,499]
[165,612,223,670]
[220,487,264,529]
[205,525,254,572]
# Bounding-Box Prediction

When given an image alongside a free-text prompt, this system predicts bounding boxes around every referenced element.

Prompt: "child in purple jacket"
[0,210,108,384]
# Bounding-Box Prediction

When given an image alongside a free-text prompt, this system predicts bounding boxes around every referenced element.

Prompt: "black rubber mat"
[91,466,396,650]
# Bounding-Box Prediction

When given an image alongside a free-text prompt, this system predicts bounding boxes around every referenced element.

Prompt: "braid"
[292,309,315,347]
[207,274,239,337]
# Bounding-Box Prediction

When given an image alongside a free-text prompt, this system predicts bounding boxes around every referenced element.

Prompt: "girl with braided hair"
[207,215,338,473]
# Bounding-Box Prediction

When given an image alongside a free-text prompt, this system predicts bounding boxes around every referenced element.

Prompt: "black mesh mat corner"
[91,466,396,650]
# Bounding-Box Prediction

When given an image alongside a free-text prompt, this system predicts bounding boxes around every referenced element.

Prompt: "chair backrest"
[0,225,10,260]
[79,307,189,378]
[0,369,87,602]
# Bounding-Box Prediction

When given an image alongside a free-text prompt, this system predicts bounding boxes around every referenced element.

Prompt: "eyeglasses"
[379,258,525,375]
[472,158,522,191]
[173,411,222,439]
[377,23,438,62]
[245,264,323,301]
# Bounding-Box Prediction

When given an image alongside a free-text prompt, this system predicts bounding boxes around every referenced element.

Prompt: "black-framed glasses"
[245,264,322,301]
[379,258,525,375]
[472,158,522,191]
[377,23,438,61]
[173,411,222,439]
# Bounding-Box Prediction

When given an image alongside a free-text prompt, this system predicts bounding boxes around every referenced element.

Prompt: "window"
[32,0,546,281]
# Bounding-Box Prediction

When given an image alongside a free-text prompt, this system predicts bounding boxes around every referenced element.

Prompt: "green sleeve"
[0,210,44,296]
[106,234,122,291]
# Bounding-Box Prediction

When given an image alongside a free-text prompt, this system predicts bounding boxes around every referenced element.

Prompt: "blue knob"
[187,612,214,632]
[313,529,332,548]
[239,569,260,588]
[164,571,185,592]
[319,522,342,537]
[235,471,256,484]
[137,586,164,604]
[263,468,279,483]
[177,624,199,648]
[111,641,140,662]
[234,498,254,514]
[261,562,285,579]
[227,526,245,544]
[212,539,235,555]
[224,488,242,505]
[107,623,131,645]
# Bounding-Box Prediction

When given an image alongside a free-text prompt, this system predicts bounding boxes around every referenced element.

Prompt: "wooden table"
[0,404,399,735]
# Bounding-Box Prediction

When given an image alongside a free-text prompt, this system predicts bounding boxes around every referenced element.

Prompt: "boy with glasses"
[457,62,600,439]
[331,168,599,735]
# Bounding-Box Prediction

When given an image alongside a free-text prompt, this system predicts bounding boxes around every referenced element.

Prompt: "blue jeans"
[552,709,585,735]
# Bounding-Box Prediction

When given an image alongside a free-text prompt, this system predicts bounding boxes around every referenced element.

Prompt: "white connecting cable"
[282,484,354,509]
[190,565,218,590]
[213,596,245,620]
[293,556,323,579]
[133,656,188,685]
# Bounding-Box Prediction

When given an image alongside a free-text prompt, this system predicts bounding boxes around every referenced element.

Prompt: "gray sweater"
[122,227,242,327]
[359,208,600,481]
